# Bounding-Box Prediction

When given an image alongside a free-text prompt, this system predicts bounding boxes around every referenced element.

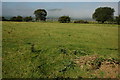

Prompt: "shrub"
[116,15,120,25]
[74,20,88,23]
[10,16,23,22]
[1,17,8,21]
[23,16,33,22]
[58,16,71,23]
[10,16,17,21]
[16,16,23,21]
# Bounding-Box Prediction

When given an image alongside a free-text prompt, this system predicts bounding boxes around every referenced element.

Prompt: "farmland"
[2,22,119,78]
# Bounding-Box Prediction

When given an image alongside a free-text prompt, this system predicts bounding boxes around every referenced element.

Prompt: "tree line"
[1,7,120,24]
[1,16,32,22]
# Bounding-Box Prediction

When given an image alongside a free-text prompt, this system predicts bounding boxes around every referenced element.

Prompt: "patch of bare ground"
[74,55,120,78]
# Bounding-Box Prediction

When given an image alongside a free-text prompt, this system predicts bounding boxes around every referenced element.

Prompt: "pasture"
[2,22,118,78]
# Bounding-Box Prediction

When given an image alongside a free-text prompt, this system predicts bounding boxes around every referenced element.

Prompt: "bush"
[16,16,23,21]
[23,16,33,22]
[1,17,8,21]
[116,15,120,25]
[10,16,23,22]
[74,20,88,23]
[10,16,17,21]
[58,16,71,23]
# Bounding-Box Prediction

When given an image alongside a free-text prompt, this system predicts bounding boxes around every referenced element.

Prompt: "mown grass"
[2,22,118,78]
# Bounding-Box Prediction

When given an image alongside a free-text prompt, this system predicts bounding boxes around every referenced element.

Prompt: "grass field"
[2,22,118,78]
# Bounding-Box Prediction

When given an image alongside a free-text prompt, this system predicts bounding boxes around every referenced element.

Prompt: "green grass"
[2,22,118,78]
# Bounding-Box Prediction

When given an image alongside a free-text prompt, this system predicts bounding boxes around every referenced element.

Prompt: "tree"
[16,16,23,21]
[2,17,7,21]
[0,17,1,21]
[24,16,32,22]
[58,16,71,23]
[34,9,47,21]
[74,20,88,23]
[10,16,23,21]
[10,16,17,21]
[116,15,120,25]
[92,7,115,23]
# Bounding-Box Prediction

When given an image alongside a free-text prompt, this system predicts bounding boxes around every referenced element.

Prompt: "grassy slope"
[2,22,118,78]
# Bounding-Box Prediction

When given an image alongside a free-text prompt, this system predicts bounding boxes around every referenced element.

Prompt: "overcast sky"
[1,0,120,2]
[2,2,119,19]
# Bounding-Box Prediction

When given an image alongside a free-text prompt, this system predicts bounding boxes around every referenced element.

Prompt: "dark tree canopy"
[16,16,23,21]
[58,16,71,23]
[93,7,115,23]
[74,20,88,23]
[2,17,8,21]
[34,9,47,21]
[10,16,23,21]
[24,16,32,22]
[10,16,17,21]
[116,15,120,25]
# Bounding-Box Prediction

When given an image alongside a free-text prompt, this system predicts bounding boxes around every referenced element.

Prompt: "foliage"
[92,7,115,23]
[1,16,8,21]
[10,16,17,21]
[23,16,33,22]
[34,9,47,21]
[10,16,23,22]
[16,16,23,21]
[115,15,120,25]
[58,16,71,23]
[74,20,88,23]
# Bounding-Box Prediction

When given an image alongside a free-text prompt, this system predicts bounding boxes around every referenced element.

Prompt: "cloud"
[48,9,62,11]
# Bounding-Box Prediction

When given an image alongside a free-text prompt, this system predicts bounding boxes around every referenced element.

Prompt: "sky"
[2,2,119,20]
[1,0,120,2]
